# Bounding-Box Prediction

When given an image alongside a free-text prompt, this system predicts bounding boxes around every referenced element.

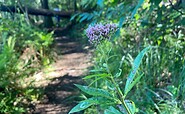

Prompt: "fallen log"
[0,5,73,18]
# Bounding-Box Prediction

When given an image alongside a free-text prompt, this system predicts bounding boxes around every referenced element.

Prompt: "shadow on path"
[33,75,84,114]
[31,35,92,114]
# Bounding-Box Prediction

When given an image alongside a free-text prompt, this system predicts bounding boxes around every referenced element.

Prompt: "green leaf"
[104,106,122,114]
[124,46,152,95]
[124,73,143,96]
[69,97,115,114]
[115,69,122,78]
[79,13,89,22]
[97,0,104,8]
[87,14,94,20]
[7,37,16,50]
[75,84,113,99]
[68,100,93,114]
[117,100,136,114]
[88,77,104,86]
[125,100,136,114]
[119,17,125,28]
[70,13,80,21]
[83,73,110,79]
[131,0,145,19]
[150,0,162,6]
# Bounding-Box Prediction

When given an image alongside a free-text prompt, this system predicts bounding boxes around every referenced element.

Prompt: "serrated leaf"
[68,100,93,114]
[69,97,115,114]
[124,46,152,95]
[104,106,122,114]
[75,84,113,99]
[131,0,145,19]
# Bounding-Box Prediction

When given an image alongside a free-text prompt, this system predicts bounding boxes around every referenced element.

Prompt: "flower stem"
[110,76,132,114]
[104,46,132,114]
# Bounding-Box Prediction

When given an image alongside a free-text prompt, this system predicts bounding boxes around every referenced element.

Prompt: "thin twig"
[168,0,184,15]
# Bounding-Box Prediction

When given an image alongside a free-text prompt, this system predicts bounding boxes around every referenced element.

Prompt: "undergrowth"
[0,18,54,113]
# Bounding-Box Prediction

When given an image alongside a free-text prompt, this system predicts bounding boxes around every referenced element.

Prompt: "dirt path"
[31,36,92,114]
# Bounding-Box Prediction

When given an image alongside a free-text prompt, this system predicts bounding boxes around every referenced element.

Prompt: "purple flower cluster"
[86,23,117,44]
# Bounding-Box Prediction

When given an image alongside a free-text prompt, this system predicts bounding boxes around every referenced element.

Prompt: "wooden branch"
[0,5,73,18]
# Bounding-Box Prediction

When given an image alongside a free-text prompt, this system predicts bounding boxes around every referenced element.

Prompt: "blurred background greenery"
[0,0,184,113]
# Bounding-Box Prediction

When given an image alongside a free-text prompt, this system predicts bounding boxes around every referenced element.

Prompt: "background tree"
[40,0,53,28]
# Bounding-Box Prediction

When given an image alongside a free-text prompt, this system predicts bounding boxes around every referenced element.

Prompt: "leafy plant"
[69,0,185,113]
[69,24,153,113]
[0,18,54,113]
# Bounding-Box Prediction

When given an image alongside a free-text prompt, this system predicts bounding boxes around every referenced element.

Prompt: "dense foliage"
[70,0,185,113]
[0,0,184,113]
[0,17,53,113]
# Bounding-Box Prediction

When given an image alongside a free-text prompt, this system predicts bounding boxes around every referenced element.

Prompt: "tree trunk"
[74,0,77,12]
[0,5,72,17]
[41,0,53,28]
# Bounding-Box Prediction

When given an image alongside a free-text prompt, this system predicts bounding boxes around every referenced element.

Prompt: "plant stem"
[110,76,132,114]
[104,46,132,114]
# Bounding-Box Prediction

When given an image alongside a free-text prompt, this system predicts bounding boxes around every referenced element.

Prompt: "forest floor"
[31,34,92,114]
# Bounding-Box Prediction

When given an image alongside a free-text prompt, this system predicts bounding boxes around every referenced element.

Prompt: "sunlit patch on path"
[31,36,92,114]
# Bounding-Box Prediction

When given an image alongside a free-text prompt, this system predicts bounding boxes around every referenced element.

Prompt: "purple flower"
[86,23,117,44]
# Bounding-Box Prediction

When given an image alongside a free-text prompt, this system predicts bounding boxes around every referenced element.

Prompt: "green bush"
[69,0,185,113]
[0,19,54,113]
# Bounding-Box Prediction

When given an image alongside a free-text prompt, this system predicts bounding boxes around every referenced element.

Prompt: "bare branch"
[0,5,73,18]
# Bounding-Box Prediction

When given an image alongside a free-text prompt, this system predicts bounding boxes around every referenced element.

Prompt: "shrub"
[69,20,185,113]
[0,19,54,113]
